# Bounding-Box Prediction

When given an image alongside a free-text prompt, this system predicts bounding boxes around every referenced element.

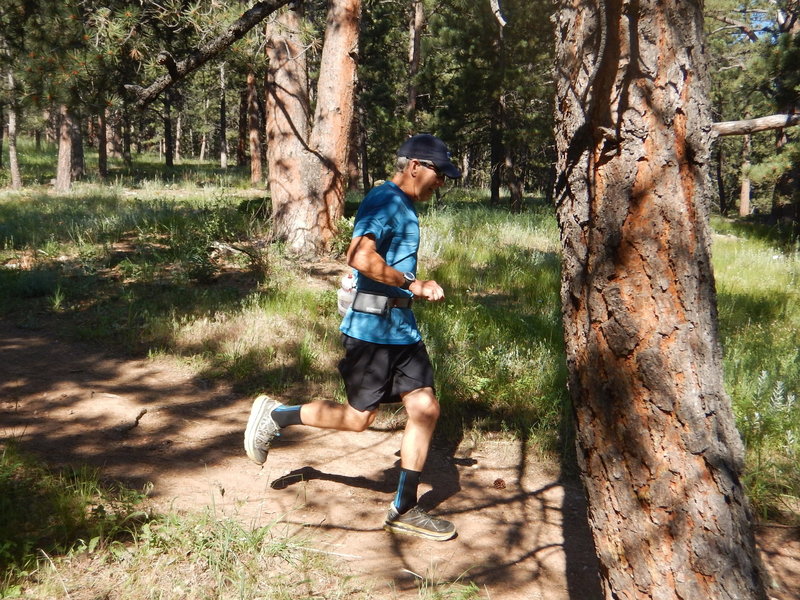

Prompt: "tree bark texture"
[739,134,751,217]
[55,104,73,192]
[7,72,22,189]
[98,107,108,179]
[70,115,85,181]
[163,95,174,168]
[7,103,22,189]
[406,0,425,119]
[0,102,4,170]
[553,2,767,599]
[247,71,263,185]
[266,0,360,254]
[219,63,228,169]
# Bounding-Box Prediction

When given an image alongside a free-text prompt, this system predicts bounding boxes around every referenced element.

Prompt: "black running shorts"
[337,334,435,412]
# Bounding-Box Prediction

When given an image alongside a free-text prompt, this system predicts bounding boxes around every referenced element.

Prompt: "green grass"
[712,216,800,520]
[0,442,148,595]
[415,199,567,451]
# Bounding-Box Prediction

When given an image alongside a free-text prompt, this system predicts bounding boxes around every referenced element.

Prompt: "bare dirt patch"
[1,321,797,599]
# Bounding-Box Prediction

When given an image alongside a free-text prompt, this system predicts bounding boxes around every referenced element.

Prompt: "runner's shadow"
[269,446,473,511]
[271,465,397,494]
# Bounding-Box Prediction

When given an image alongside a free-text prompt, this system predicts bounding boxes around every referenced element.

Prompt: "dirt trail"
[1,321,797,599]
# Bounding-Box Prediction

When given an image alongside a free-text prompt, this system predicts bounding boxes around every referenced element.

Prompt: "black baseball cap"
[397,134,462,179]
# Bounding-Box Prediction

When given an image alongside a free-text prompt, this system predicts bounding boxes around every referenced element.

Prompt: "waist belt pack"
[351,291,413,316]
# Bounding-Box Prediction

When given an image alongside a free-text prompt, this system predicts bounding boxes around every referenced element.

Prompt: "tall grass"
[712,218,800,520]
[415,194,568,451]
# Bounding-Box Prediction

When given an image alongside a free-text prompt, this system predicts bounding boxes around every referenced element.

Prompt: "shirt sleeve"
[352,190,402,245]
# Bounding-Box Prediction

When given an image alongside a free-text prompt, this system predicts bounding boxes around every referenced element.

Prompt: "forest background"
[1,0,800,598]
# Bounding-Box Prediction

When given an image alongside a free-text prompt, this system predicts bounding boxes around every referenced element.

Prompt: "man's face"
[410,159,445,202]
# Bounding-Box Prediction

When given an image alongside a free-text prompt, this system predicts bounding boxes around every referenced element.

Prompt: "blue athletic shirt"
[339,181,421,345]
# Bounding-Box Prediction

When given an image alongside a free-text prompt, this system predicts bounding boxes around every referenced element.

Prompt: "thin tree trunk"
[489,115,502,205]
[121,106,132,167]
[346,101,362,190]
[247,71,263,186]
[6,72,21,189]
[553,1,768,598]
[219,62,228,169]
[98,107,108,179]
[70,115,84,181]
[739,134,752,217]
[715,145,727,215]
[0,102,4,170]
[238,83,248,167]
[55,104,73,192]
[164,97,174,168]
[175,114,182,162]
[8,103,22,189]
[358,102,370,191]
[406,0,424,121]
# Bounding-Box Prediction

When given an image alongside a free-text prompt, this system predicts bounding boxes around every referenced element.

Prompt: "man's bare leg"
[384,386,455,540]
[399,387,440,471]
[300,400,377,432]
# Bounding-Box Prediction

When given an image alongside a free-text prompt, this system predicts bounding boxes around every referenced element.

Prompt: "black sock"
[394,468,421,514]
[272,405,303,428]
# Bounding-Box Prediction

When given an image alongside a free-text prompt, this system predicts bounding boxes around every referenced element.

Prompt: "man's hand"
[409,279,445,302]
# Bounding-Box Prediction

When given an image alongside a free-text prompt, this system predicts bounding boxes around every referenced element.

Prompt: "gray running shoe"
[244,394,282,464]
[384,504,456,541]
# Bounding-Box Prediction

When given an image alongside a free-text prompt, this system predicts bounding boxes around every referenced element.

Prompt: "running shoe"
[384,504,456,541]
[244,394,282,464]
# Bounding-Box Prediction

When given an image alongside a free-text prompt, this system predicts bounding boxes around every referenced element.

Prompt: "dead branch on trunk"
[713,113,800,136]
[125,0,292,109]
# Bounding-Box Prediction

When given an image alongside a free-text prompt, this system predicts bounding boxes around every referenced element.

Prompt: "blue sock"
[394,468,421,514]
[271,405,303,428]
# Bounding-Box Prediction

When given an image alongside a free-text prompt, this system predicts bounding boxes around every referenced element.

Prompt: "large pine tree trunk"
[266,0,360,255]
[553,2,768,599]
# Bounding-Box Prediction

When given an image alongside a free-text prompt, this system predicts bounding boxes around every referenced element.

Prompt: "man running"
[244,134,461,541]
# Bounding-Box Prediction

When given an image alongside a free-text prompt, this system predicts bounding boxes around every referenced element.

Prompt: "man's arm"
[346,235,444,302]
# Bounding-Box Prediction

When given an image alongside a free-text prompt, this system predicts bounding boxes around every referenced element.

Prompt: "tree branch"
[708,13,759,42]
[125,0,292,109]
[489,0,507,27]
[712,113,800,136]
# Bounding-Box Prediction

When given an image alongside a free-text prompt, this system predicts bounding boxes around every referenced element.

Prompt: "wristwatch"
[400,271,416,290]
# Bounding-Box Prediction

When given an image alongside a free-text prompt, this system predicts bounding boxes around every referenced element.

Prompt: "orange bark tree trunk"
[553,2,768,598]
[266,0,360,255]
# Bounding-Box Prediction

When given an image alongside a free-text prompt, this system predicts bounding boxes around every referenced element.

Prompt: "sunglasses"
[416,159,444,180]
